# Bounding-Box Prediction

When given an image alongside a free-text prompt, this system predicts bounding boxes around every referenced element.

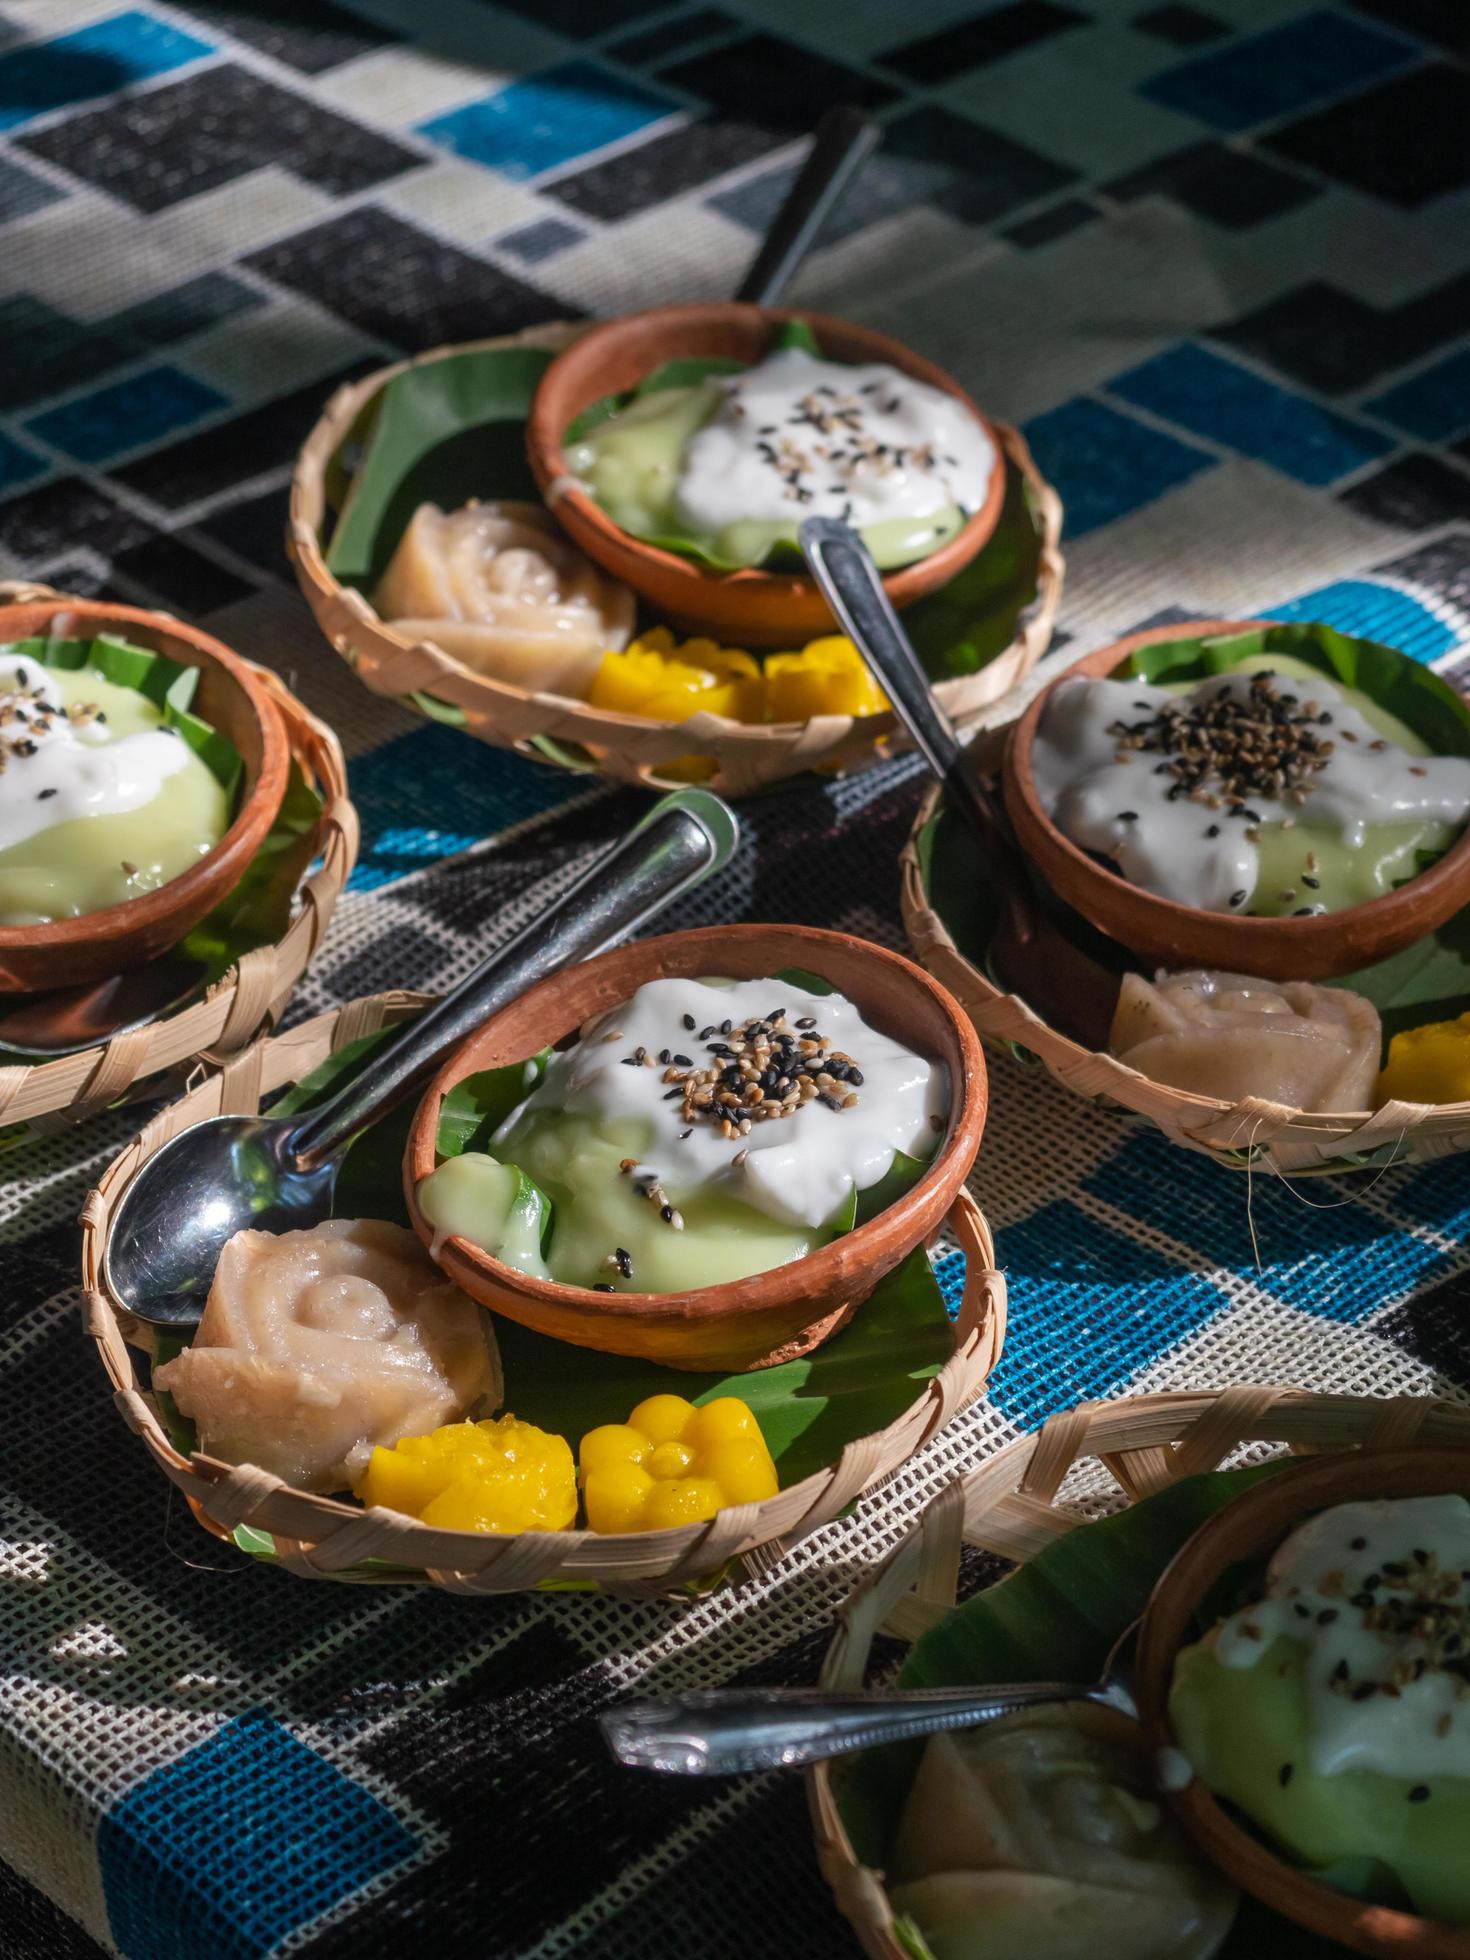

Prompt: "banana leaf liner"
[0,582,356,1131]
[82,990,1007,1597]
[810,1385,1470,1960]
[287,325,1064,796]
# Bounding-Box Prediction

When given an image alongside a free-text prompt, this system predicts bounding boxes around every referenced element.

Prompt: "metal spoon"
[600,1621,1141,1775]
[798,518,1128,1049]
[735,106,881,308]
[0,955,208,1060]
[102,788,739,1329]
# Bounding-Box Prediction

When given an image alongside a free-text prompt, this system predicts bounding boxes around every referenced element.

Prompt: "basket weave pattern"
[287,327,1064,796]
[81,992,1008,1597]
[809,1386,1470,1960]
[0,584,357,1129]
[901,782,1470,1172]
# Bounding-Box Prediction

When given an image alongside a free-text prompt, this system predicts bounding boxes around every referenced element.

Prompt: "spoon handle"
[600,1682,1109,1775]
[735,107,881,307]
[285,789,739,1170]
[799,517,1002,848]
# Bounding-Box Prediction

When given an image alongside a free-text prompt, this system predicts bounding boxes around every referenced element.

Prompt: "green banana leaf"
[310,324,1046,708]
[3,633,241,795]
[325,345,552,588]
[184,1005,956,1510]
[836,1458,1350,1960]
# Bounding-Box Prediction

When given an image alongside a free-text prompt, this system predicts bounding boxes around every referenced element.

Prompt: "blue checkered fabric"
[2,0,1470,1954]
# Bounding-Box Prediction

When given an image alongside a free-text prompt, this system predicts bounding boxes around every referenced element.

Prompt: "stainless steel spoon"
[600,1621,1141,1775]
[102,788,739,1329]
[799,518,1128,1049]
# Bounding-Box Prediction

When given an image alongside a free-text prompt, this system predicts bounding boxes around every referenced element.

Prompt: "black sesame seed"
[1319,1608,1338,1626]
[1205,824,1220,838]
[1116,810,1139,823]
[1294,1603,1312,1619]
[720,1020,732,1035]
[619,1057,639,1067]
[36,786,57,800]
[662,1088,683,1100]
[660,1205,674,1222]
[1351,1537,1368,1550]
[1301,875,1320,889]
[1279,1763,1294,1786]
[682,1014,696,1031]
[679,1127,692,1140]
[673,1053,692,1067]
[1409,1785,1431,1803]
[593,1282,617,1292]
[1230,890,1247,907]
[796,1017,817,1029]
[847,1068,864,1087]
[699,1026,715,1040]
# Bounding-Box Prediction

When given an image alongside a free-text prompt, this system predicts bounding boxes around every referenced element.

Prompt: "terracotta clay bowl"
[0,597,290,994]
[405,923,987,1371]
[1002,620,1470,981]
[1135,1446,1470,1959]
[525,303,1007,649]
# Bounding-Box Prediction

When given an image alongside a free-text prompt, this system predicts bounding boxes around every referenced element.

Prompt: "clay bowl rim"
[404,922,987,1333]
[1134,1445,1470,1959]
[1001,619,1470,981]
[0,597,291,979]
[524,301,1007,613]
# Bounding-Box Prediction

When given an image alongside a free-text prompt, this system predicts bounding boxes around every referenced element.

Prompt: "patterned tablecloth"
[3,0,1470,1953]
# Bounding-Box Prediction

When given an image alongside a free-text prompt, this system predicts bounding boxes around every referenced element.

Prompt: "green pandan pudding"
[0,644,229,925]
[1033,651,1470,919]
[417,974,948,1294]
[1169,1492,1470,1922]
[565,344,995,572]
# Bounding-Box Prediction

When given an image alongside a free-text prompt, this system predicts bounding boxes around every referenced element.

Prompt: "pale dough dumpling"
[888,1706,1235,1960]
[153,1219,501,1493]
[373,499,635,696]
[1109,968,1381,1111]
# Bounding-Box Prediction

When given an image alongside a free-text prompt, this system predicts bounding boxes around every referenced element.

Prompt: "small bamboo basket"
[0,582,356,1131]
[81,991,1008,1597]
[287,326,1064,797]
[901,781,1470,1173]
[809,1385,1470,1959]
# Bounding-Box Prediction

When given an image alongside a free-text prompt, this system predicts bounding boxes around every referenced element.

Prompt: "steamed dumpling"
[1109,968,1380,1110]
[888,1706,1235,1960]
[373,500,635,694]
[153,1219,501,1493]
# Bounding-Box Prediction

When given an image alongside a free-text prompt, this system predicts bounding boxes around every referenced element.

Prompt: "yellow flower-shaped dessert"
[580,1394,779,1532]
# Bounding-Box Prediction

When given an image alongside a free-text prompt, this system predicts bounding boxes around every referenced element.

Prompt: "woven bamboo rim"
[809,1385,1470,1959]
[0,582,357,1130]
[80,990,1008,1597]
[287,325,1064,796]
[901,780,1470,1172]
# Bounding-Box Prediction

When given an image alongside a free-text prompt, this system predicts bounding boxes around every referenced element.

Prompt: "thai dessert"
[565,343,995,572]
[888,1704,1236,1960]
[356,1414,577,1533]
[372,499,635,694]
[1169,1493,1470,1922]
[416,975,948,1293]
[1032,653,1470,919]
[580,1393,778,1531]
[587,629,889,725]
[1109,969,1382,1109]
[1378,1009,1470,1105]
[154,1219,500,1493]
[0,642,230,925]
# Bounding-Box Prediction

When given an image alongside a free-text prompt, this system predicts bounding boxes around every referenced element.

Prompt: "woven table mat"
[3,1,1470,1956]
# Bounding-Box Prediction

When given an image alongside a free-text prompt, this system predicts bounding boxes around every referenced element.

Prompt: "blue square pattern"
[985,1201,1229,1427]
[1142,7,1418,132]
[98,1711,417,1960]
[348,721,587,891]
[1081,1132,1456,1323]
[0,9,214,132]
[1263,579,1457,663]
[1367,349,1470,445]
[24,365,227,464]
[1021,396,1214,539]
[1109,342,1393,488]
[419,60,678,180]
[0,429,47,493]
